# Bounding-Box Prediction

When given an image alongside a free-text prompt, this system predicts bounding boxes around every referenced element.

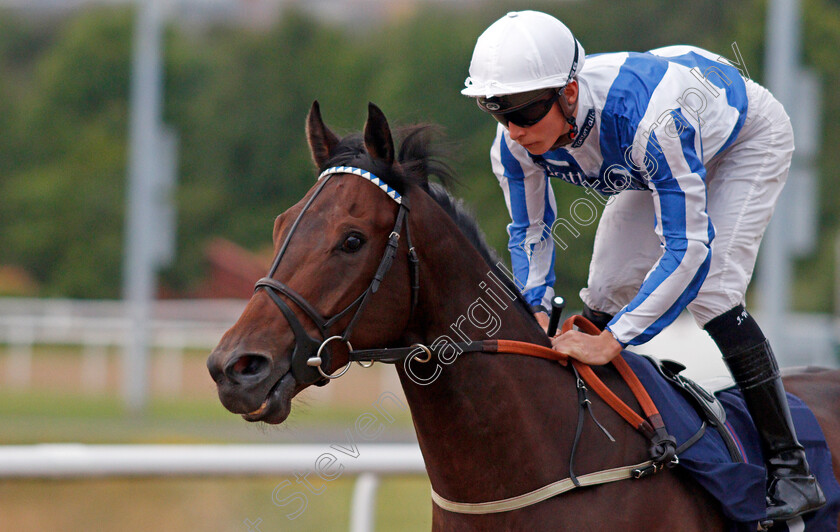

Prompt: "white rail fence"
[2,299,838,531]
[2,298,837,391]
[0,298,246,390]
[0,443,427,532]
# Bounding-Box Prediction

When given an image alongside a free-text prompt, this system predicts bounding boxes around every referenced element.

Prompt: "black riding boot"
[582,304,613,332]
[705,306,826,523]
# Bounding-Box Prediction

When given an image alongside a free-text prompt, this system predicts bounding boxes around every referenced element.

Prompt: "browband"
[318,166,403,205]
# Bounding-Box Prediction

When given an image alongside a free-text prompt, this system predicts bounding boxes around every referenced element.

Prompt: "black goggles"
[477,89,560,128]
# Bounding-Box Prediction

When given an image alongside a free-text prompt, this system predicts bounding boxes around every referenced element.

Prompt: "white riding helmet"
[462,11,585,98]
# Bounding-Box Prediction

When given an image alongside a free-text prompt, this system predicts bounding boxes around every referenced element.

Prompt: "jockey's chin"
[519,139,555,155]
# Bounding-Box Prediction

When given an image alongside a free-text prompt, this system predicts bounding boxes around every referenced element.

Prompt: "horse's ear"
[306,100,340,169]
[363,103,395,166]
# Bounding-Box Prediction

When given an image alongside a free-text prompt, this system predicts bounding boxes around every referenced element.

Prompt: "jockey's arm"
[553,113,713,365]
[490,125,558,311]
[604,114,713,347]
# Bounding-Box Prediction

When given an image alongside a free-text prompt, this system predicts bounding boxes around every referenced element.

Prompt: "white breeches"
[580,80,795,328]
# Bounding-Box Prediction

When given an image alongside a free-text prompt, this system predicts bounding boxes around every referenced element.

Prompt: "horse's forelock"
[396,124,457,191]
[320,125,456,195]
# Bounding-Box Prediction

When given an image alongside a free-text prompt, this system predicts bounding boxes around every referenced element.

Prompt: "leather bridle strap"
[347,339,568,365]
[257,277,368,337]
[349,316,663,442]
[340,204,409,341]
[256,166,417,385]
[347,316,664,441]
[404,219,420,317]
[267,172,334,279]
[561,316,666,440]
[350,315,676,464]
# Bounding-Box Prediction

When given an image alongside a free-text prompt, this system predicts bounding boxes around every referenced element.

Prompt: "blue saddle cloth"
[621,351,840,531]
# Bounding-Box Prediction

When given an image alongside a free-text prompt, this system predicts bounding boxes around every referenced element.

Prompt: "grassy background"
[0,346,430,531]
[0,476,432,532]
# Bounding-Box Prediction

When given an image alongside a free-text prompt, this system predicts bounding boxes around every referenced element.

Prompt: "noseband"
[255,166,419,386]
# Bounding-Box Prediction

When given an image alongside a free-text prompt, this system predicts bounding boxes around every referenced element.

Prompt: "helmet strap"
[551,86,579,149]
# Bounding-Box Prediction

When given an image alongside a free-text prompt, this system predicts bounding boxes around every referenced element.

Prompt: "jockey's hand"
[550,329,622,365]
[534,311,550,333]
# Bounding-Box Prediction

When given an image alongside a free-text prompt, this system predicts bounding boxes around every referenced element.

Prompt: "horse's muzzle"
[207,346,288,417]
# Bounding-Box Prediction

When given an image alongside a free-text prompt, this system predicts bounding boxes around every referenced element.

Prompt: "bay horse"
[207,102,840,530]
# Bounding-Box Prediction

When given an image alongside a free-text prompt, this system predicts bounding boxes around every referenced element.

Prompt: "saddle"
[543,311,743,465]
[641,355,743,463]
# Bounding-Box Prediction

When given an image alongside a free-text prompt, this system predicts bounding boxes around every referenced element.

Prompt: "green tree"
[1,0,839,313]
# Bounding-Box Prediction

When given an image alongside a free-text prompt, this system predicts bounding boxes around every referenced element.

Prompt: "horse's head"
[207,102,421,424]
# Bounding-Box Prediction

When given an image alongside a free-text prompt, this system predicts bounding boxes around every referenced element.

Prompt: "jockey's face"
[506,82,578,155]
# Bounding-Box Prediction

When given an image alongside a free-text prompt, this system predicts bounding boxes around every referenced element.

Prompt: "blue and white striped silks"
[491,45,749,345]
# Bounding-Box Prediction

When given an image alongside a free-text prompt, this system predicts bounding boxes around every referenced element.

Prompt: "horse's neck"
[403,194,546,347]
[396,193,583,502]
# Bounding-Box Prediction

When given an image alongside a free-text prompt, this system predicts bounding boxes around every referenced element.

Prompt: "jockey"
[462,10,825,523]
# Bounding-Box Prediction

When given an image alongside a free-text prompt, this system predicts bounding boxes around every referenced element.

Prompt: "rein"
[259,167,692,513]
[349,315,679,459]
[352,314,697,515]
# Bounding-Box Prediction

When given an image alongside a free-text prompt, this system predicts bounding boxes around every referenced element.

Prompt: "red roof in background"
[0,265,40,297]
[188,238,272,299]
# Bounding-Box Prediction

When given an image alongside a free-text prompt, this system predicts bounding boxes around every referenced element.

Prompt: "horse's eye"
[341,234,365,253]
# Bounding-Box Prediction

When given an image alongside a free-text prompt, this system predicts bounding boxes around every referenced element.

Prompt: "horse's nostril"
[236,356,265,376]
[225,354,272,383]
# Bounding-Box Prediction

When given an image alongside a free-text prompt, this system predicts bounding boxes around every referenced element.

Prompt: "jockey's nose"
[508,122,526,141]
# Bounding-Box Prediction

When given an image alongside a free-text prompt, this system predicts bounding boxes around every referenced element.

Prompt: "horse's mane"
[322,125,536,318]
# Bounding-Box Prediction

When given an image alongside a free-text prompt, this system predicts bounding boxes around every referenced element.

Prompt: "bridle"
[254,166,419,386]
[253,165,696,512]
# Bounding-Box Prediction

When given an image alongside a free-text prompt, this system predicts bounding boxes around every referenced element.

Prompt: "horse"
[207,102,840,530]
